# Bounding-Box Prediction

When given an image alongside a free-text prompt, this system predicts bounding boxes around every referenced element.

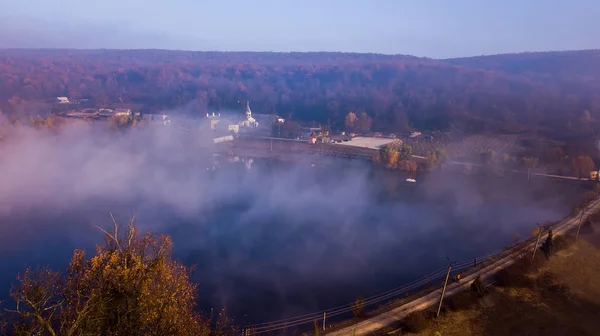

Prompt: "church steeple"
[245,101,252,118]
[240,100,258,128]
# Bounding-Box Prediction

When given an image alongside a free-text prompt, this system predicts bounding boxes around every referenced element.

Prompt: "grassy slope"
[392,221,600,336]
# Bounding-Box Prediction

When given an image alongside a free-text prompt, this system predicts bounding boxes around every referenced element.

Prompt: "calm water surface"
[0,158,585,323]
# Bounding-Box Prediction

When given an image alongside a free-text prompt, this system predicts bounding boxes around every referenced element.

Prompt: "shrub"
[471,275,485,296]
[404,311,429,333]
[352,297,366,319]
[312,320,320,336]
[541,229,554,258]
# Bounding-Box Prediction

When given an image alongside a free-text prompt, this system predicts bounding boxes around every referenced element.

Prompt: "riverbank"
[375,207,600,335]
[322,198,600,336]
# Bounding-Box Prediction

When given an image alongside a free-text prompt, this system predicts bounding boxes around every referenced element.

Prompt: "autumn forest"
[0,49,599,134]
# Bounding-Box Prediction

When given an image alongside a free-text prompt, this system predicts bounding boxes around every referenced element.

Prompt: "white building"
[56,97,70,104]
[253,114,285,126]
[141,113,170,124]
[114,108,132,117]
[98,108,114,117]
[213,135,234,143]
[228,124,240,133]
[206,112,221,129]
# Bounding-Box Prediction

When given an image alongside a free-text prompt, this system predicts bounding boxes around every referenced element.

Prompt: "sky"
[1,0,599,58]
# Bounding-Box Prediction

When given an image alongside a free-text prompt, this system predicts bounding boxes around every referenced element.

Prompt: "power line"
[248,253,498,334]
[247,200,600,334]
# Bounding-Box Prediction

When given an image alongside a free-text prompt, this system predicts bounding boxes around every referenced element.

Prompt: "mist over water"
[0,121,581,323]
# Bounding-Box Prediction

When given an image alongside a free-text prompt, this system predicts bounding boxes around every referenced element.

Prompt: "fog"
[0,120,581,323]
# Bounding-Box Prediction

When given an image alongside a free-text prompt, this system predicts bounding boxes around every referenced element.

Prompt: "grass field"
[444,134,524,160]
[400,134,525,160]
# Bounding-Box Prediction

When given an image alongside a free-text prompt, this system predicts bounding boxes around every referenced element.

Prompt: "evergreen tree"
[541,228,554,258]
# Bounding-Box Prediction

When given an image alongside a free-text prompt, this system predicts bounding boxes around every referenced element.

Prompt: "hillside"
[2,49,600,140]
[402,216,600,336]
[447,50,600,83]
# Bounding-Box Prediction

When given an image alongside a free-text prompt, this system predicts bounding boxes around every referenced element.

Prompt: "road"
[327,198,600,336]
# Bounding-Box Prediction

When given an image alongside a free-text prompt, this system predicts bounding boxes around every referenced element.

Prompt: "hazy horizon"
[1,46,599,60]
[1,0,599,58]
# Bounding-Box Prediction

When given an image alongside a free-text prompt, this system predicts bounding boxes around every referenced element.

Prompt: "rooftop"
[334,136,397,150]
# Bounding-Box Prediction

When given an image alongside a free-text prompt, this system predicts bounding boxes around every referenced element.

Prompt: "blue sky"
[1,0,599,58]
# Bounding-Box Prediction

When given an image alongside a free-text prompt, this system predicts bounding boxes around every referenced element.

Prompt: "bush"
[471,275,485,296]
[404,311,429,333]
[541,229,554,258]
[312,320,320,336]
[352,297,366,319]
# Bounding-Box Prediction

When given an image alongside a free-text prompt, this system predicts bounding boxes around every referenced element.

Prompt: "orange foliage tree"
[4,217,223,336]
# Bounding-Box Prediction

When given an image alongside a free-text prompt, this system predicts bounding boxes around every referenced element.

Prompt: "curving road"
[326,199,600,336]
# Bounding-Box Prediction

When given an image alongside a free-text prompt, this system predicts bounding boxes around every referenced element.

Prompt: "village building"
[141,113,170,125]
[253,113,285,126]
[114,108,132,117]
[206,112,222,129]
[240,101,259,128]
[98,109,115,117]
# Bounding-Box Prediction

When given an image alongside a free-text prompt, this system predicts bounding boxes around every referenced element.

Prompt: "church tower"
[241,101,258,128]
[245,101,253,119]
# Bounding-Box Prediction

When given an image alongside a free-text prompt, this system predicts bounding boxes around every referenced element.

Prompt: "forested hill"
[2,49,600,137]
[446,50,600,80]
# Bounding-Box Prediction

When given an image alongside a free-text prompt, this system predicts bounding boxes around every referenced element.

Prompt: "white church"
[240,101,259,128]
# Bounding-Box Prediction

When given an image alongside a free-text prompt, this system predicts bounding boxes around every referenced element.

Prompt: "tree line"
[2,49,600,140]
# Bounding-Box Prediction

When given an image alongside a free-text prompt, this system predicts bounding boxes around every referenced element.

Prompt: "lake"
[0,153,585,325]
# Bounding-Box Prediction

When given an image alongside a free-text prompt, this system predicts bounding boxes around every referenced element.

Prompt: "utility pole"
[270,139,273,152]
[576,204,587,241]
[532,223,542,260]
[436,260,454,317]
[322,312,326,331]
